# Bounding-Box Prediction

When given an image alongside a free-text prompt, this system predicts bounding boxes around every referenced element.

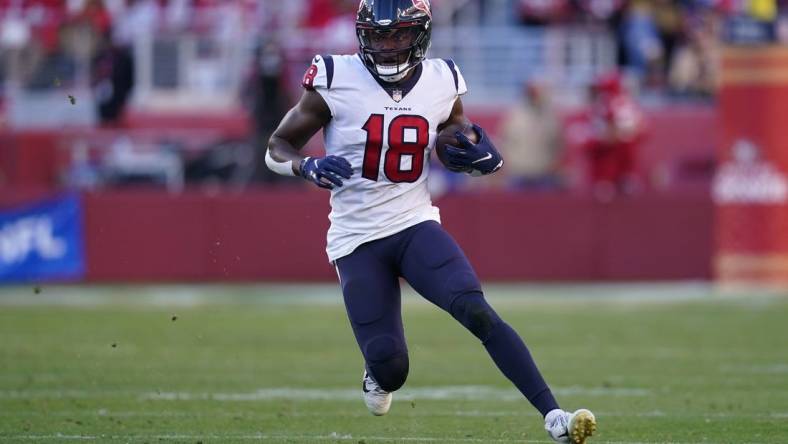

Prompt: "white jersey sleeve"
[302,54,336,116]
[442,59,468,97]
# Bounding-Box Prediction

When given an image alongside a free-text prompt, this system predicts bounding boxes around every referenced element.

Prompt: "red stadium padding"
[82,189,334,282]
[716,47,788,283]
[0,131,62,188]
[0,105,717,191]
[440,191,713,281]
[40,189,713,282]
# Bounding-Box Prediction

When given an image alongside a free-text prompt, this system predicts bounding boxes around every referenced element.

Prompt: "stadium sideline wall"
[0,189,714,282]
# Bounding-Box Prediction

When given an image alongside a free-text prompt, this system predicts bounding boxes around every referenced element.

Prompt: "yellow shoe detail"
[568,409,596,444]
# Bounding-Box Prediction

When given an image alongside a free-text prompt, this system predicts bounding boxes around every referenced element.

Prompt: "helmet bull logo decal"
[412,0,431,17]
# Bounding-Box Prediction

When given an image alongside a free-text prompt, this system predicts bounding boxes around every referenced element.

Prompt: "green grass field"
[1,284,787,443]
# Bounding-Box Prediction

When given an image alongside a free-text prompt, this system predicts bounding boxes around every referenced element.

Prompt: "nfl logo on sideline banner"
[0,194,85,283]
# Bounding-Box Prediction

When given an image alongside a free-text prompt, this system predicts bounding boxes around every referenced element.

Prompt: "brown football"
[435,123,478,168]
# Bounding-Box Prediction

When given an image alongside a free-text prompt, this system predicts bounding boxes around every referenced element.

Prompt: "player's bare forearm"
[436,98,503,175]
[438,98,478,143]
[268,89,332,175]
[267,134,301,176]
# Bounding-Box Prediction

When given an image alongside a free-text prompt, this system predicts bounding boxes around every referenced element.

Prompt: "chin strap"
[377,67,412,83]
[364,52,413,83]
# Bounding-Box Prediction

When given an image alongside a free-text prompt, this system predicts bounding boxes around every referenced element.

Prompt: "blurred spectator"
[29,22,77,90]
[0,0,757,195]
[748,0,778,21]
[619,0,664,86]
[62,0,135,124]
[74,0,111,36]
[304,0,344,29]
[779,8,788,43]
[668,8,721,97]
[303,0,357,53]
[517,0,572,25]
[497,81,563,190]
[581,72,646,200]
[111,0,161,45]
[91,34,134,123]
[653,0,683,80]
[245,39,292,183]
[576,0,625,22]
[723,0,780,43]
[0,1,69,90]
[0,8,41,89]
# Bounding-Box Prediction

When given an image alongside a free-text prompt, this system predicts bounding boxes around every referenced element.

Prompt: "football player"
[265,1,595,442]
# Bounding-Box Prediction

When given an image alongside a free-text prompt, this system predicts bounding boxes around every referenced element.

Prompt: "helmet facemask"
[357,22,430,83]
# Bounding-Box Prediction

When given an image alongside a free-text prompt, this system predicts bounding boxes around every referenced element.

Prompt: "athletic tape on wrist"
[265,150,297,176]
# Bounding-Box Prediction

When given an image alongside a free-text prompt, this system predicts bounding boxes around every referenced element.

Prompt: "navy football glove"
[443,124,504,176]
[299,155,353,189]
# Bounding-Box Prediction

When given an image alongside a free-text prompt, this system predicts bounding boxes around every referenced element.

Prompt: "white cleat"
[545,408,596,444]
[362,371,392,416]
[545,409,571,443]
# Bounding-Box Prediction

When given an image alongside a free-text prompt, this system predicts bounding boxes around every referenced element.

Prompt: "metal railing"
[429,26,616,104]
[3,24,617,127]
[132,32,252,111]
[282,25,617,105]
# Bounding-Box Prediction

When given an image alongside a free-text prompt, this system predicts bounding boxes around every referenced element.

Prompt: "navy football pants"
[335,221,559,416]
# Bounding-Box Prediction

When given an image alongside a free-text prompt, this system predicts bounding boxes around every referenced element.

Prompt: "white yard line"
[3,282,782,309]
[0,434,543,443]
[0,285,343,308]
[0,389,138,400]
[2,409,786,420]
[454,410,788,419]
[0,432,776,444]
[0,385,651,401]
[0,435,773,444]
[719,364,788,374]
[142,385,651,402]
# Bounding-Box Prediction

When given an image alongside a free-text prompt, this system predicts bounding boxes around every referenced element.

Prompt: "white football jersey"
[305,54,467,261]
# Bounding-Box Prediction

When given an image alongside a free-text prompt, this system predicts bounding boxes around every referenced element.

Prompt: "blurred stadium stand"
[0,0,786,283]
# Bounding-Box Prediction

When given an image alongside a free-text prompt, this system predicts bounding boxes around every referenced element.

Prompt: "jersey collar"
[357,53,423,103]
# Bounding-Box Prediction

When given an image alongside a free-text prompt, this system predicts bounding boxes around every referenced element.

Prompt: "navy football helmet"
[356,0,432,83]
